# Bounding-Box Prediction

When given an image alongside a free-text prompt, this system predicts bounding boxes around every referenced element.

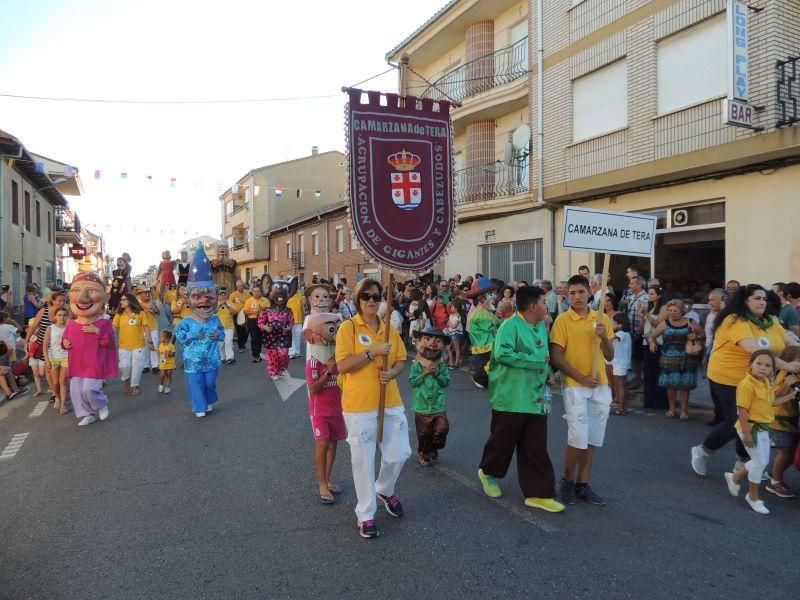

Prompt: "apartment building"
[0,129,71,306]
[220,148,347,284]
[262,201,388,288]
[534,0,800,290]
[387,0,548,285]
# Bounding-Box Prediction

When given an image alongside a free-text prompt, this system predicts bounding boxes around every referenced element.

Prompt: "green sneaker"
[478,468,502,498]
[524,497,565,512]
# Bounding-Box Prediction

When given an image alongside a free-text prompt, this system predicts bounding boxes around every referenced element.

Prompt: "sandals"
[679,413,689,421]
[665,411,675,419]
[327,483,343,495]
[318,491,337,505]
[131,388,141,396]
[613,408,629,416]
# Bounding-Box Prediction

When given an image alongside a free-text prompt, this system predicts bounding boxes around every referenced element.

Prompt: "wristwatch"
[365,349,373,361]
[324,370,332,378]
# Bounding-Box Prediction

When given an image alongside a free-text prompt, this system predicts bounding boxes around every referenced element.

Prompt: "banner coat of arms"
[345,89,455,272]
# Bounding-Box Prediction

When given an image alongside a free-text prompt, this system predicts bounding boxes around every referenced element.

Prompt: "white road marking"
[273,375,307,402]
[433,463,558,533]
[28,401,49,418]
[0,432,30,461]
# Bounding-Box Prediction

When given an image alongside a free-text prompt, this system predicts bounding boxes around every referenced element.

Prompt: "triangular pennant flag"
[314,190,321,199]
[94,169,101,179]
[170,177,176,188]
[275,187,282,197]
[35,162,45,174]
[7,159,14,168]
[121,172,128,180]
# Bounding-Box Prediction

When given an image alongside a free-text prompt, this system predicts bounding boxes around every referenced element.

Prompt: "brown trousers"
[479,410,555,499]
[415,412,449,458]
[471,352,491,388]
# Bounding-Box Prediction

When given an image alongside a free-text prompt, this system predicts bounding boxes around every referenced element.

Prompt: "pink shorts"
[311,414,346,441]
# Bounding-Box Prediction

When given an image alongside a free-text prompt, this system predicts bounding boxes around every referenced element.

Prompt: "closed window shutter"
[573,59,628,142]
[657,15,727,114]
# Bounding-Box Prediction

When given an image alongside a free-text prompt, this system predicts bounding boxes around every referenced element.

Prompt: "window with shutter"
[572,59,628,143]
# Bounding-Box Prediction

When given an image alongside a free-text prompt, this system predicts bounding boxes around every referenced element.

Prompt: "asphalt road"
[1,351,798,600]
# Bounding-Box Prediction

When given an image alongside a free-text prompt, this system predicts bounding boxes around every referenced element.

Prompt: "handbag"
[28,340,44,360]
[236,309,246,327]
[685,336,703,356]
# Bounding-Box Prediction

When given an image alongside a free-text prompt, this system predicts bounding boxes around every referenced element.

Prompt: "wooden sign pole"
[377,272,394,443]
[591,253,611,378]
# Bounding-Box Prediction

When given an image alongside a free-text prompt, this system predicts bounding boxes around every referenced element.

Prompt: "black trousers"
[471,352,490,388]
[247,318,262,358]
[480,410,555,499]
[643,346,669,409]
[235,322,249,350]
[415,412,449,458]
[703,379,749,461]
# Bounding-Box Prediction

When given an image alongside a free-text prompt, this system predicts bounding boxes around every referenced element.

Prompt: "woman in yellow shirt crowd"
[112,293,152,396]
[228,280,251,353]
[243,286,270,362]
[216,290,236,364]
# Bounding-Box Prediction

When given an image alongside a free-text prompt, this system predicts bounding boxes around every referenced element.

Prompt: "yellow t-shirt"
[287,292,304,325]
[163,289,177,305]
[112,311,147,351]
[139,300,158,331]
[735,373,775,429]
[243,296,270,318]
[335,314,408,413]
[228,291,251,315]
[707,316,787,387]
[171,300,193,325]
[550,307,615,387]
[771,371,799,433]
[158,342,176,370]
[217,304,234,329]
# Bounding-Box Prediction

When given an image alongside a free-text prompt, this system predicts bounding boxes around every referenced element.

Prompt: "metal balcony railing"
[455,160,529,206]
[55,208,80,233]
[421,37,529,104]
[232,241,249,252]
[290,251,305,268]
[225,202,249,222]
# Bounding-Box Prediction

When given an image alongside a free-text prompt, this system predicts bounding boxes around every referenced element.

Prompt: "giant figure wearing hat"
[174,245,225,418]
[62,271,119,426]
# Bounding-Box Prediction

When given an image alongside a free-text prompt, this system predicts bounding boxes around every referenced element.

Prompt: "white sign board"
[562,206,657,257]
[727,0,749,102]
[723,98,753,127]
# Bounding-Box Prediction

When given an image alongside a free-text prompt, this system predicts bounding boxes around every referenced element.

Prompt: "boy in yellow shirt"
[158,330,176,393]
[217,290,236,364]
[287,289,305,359]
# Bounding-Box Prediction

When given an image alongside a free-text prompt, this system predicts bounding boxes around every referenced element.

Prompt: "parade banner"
[345,88,455,272]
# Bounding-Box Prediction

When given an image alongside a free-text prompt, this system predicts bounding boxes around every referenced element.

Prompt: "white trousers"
[148,330,159,368]
[562,385,613,449]
[343,406,412,522]
[737,429,771,484]
[119,347,146,387]
[290,324,303,357]
[218,328,235,362]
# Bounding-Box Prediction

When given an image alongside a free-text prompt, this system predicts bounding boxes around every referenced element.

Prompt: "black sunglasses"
[359,293,381,302]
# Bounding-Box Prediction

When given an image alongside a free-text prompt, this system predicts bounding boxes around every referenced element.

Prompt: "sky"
[0,0,433,275]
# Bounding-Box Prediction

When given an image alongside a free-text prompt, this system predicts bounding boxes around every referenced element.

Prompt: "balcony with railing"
[455,160,529,206]
[55,208,81,244]
[225,201,249,223]
[421,37,528,105]
[290,251,305,268]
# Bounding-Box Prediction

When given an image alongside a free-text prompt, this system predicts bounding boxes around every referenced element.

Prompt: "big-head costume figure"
[63,271,118,426]
[259,274,297,379]
[174,245,225,417]
[303,283,342,362]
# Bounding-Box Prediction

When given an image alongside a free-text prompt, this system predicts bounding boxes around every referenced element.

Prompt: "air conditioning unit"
[672,209,689,227]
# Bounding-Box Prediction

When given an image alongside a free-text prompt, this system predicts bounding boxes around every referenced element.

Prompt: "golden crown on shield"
[387,149,421,172]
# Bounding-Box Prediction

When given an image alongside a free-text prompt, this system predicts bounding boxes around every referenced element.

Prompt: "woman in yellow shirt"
[112,293,152,395]
[243,286,270,362]
[335,278,409,539]
[228,280,251,353]
[691,284,800,477]
[217,290,236,364]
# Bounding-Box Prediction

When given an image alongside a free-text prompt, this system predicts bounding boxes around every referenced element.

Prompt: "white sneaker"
[691,445,707,476]
[164,387,171,394]
[270,375,279,380]
[206,405,213,413]
[745,495,769,515]
[195,411,206,418]
[78,415,97,426]
[98,406,109,421]
[158,385,164,393]
[724,472,741,497]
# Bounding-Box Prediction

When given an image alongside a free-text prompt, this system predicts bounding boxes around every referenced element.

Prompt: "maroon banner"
[346,89,455,272]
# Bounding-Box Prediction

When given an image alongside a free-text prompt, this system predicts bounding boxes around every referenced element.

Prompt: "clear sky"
[0,0,432,275]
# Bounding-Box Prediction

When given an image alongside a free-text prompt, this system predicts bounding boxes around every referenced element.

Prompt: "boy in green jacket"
[467,277,501,389]
[477,286,565,513]
[410,327,451,467]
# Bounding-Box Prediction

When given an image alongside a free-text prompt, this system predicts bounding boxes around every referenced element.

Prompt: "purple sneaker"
[357,519,378,539]
[376,493,404,518]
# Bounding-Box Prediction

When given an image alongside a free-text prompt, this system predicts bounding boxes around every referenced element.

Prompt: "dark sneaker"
[575,484,606,506]
[559,478,576,505]
[142,367,150,374]
[377,493,404,518]
[431,451,439,461]
[357,519,378,539]
[766,480,796,498]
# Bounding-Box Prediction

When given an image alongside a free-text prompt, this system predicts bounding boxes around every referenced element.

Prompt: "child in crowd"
[610,313,632,415]
[467,278,501,389]
[390,299,403,334]
[158,330,176,394]
[216,290,236,364]
[724,350,795,515]
[43,306,70,414]
[443,300,464,368]
[410,301,432,336]
[766,346,800,498]
[0,343,28,401]
[410,327,451,467]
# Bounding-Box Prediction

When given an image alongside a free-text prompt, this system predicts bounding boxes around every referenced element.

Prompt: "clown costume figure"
[259,275,297,380]
[62,272,118,426]
[174,245,225,418]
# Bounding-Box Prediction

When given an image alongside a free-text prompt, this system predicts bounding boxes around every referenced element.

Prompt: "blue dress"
[174,316,224,373]
[658,319,698,390]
